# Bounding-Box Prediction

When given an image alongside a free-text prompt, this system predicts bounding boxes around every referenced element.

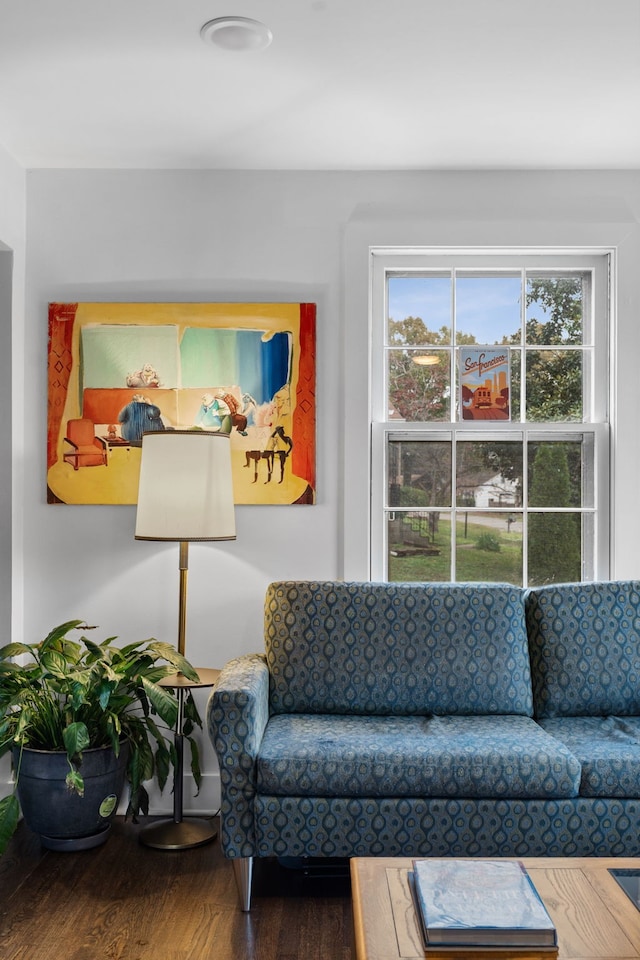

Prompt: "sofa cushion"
[253,795,640,859]
[540,716,640,798]
[256,714,581,799]
[265,581,533,716]
[525,581,640,718]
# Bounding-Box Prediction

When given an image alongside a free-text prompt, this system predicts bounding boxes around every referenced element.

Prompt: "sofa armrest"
[206,653,270,858]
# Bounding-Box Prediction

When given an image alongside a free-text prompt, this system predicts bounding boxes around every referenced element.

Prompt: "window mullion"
[450,433,457,580]
[519,267,526,424]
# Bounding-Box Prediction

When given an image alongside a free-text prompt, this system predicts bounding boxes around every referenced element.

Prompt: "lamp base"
[138,817,217,850]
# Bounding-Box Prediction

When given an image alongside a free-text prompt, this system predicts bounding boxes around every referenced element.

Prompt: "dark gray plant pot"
[12,743,128,851]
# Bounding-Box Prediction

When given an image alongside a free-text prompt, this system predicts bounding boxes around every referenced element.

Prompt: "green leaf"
[146,642,200,682]
[129,735,154,789]
[40,649,70,678]
[154,741,171,791]
[41,621,85,647]
[0,660,31,676]
[14,709,32,740]
[116,640,147,658]
[126,782,149,821]
[97,679,115,710]
[0,794,20,855]
[183,691,203,730]
[188,736,202,794]
[143,715,164,750]
[69,679,89,712]
[0,642,33,660]
[82,637,106,661]
[63,721,90,758]
[141,678,178,729]
[65,769,85,796]
[105,719,120,755]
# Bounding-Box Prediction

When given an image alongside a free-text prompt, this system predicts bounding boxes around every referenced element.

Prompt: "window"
[371,250,611,586]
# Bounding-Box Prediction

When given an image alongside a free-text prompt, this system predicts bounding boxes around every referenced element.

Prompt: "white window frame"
[370,247,613,585]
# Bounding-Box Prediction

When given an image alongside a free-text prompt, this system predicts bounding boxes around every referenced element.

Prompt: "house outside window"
[370,249,611,587]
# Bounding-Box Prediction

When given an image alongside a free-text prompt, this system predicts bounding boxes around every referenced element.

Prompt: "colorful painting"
[459,346,510,421]
[47,302,316,505]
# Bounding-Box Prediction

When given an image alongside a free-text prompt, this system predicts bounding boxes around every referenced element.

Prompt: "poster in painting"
[47,302,316,505]
[459,346,510,421]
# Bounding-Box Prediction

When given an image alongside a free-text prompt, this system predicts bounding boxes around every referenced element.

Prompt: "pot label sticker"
[99,794,118,818]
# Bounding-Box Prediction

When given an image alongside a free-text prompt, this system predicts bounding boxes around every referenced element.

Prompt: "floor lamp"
[134,429,236,849]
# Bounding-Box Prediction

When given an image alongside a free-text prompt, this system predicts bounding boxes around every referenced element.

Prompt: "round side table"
[139,668,220,851]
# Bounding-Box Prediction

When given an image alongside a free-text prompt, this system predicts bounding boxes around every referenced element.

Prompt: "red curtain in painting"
[292,303,316,499]
[47,303,77,469]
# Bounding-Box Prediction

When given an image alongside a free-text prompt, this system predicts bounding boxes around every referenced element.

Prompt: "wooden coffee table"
[351,857,640,960]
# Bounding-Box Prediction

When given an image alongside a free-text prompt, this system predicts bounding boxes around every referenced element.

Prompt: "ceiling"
[1,0,639,171]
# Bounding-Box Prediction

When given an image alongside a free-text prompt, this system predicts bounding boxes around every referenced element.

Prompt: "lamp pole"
[134,430,235,851]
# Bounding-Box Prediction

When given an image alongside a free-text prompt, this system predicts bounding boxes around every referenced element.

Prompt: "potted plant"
[0,619,203,853]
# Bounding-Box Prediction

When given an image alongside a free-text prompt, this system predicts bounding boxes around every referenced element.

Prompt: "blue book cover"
[410,859,557,950]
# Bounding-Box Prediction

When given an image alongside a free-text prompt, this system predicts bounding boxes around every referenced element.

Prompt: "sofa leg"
[233,856,254,912]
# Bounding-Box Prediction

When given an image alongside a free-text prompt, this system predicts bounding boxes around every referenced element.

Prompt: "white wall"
[20,168,640,812]
[0,143,26,797]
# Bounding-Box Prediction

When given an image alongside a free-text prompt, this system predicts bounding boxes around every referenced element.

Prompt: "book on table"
[409,859,558,951]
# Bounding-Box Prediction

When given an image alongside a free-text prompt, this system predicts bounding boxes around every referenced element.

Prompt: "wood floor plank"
[0,818,353,960]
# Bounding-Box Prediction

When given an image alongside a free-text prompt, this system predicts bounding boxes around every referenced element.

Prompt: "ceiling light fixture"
[412,354,440,366]
[200,17,273,52]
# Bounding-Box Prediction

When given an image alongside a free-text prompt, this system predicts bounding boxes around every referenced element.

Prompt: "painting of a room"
[47,302,316,505]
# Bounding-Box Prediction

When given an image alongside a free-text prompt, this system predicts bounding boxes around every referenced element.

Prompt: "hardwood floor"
[0,818,353,960]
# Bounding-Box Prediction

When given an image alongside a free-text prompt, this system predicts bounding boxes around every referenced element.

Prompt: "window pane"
[388,349,451,421]
[455,273,521,345]
[581,513,595,580]
[388,276,451,344]
[526,274,585,345]
[388,440,451,507]
[527,512,581,586]
[456,441,522,508]
[526,350,583,421]
[388,511,450,581]
[528,440,585,508]
[456,511,523,585]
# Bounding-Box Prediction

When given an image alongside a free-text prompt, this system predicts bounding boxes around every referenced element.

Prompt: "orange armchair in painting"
[63,419,108,470]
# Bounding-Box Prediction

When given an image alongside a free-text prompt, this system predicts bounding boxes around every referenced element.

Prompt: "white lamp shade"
[135,431,236,541]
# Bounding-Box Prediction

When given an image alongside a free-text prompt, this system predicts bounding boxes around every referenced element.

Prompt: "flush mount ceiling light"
[200,17,273,52]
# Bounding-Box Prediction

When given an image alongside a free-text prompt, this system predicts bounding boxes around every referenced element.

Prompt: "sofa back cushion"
[525,581,640,718]
[265,581,533,716]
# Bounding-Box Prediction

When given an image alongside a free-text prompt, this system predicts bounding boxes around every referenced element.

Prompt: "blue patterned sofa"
[207,580,640,909]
